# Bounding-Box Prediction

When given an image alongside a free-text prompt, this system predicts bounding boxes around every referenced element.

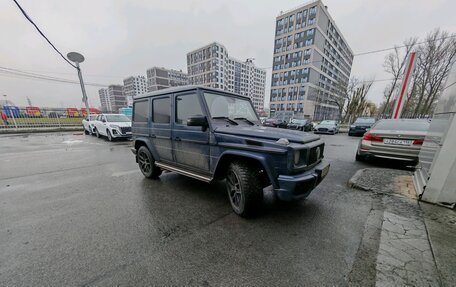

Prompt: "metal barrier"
[0,107,86,133]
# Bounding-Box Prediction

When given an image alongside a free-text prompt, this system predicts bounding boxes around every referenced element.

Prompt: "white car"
[92,113,132,141]
[82,115,98,135]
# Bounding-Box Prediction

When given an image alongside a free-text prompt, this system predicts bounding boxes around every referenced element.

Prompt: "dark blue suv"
[131,86,329,217]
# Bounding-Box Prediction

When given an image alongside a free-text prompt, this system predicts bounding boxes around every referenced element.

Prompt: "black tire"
[84,128,89,135]
[355,152,365,162]
[226,161,263,217]
[137,146,162,179]
[107,129,113,141]
[95,128,100,138]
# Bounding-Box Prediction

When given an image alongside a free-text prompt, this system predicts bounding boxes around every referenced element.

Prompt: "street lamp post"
[67,52,90,119]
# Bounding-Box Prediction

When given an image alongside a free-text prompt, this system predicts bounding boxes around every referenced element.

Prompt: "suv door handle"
[150,134,156,138]
[174,137,181,141]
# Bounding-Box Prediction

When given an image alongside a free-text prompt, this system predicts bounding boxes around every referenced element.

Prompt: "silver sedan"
[356,119,430,163]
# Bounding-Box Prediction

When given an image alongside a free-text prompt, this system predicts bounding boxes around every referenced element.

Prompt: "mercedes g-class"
[131,86,329,217]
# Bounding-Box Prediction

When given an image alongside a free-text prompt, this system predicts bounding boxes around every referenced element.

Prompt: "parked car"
[92,113,132,141]
[314,120,340,134]
[263,118,288,128]
[287,118,313,131]
[81,115,98,135]
[356,119,430,163]
[131,86,329,217]
[349,117,376,136]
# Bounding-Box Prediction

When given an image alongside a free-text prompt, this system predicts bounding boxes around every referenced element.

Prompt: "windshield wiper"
[212,116,238,125]
[233,117,255,126]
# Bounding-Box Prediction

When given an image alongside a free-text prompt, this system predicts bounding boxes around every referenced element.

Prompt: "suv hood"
[108,121,131,127]
[214,126,319,144]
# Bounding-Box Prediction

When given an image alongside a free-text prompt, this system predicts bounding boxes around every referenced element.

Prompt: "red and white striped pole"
[392,51,417,119]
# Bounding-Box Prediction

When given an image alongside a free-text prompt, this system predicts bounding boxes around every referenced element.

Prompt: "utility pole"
[67,52,90,119]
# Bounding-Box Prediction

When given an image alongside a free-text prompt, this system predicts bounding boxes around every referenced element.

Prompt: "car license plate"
[321,165,329,178]
[383,138,413,145]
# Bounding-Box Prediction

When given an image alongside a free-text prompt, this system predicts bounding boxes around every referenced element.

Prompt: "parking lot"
[1,131,399,286]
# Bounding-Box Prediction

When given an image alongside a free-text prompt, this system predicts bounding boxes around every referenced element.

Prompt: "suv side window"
[133,100,148,122]
[152,97,170,123]
[176,93,203,125]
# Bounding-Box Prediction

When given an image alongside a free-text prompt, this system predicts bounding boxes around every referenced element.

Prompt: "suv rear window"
[133,100,148,122]
[373,120,430,131]
[152,97,170,124]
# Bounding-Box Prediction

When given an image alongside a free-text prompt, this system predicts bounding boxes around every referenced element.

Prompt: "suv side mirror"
[102,119,106,123]
[187,115,208,129]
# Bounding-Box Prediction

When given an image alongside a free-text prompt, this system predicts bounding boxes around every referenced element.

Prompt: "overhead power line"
[259,34,456,70]
[12,0,76,69]
[353,34,456,57]
[0,66,107,87]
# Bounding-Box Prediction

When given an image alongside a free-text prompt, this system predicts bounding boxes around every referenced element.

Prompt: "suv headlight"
[350,125,356,128]
[109,124,120,129]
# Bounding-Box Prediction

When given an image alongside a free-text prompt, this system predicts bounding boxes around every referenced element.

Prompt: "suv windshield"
[106,115,131,122]
[354,118,376,124]
[204,92,258,122]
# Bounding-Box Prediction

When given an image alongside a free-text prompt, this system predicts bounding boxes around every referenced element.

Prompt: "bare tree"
[333,77,359,123]
[344,80,373,123]
[413,29,456,116]
[381,38,418,115]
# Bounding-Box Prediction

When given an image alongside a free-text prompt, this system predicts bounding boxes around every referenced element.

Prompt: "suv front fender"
[213,150,279,188]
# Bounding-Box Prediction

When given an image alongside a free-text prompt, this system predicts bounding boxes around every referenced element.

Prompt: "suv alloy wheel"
[226,161,263,217]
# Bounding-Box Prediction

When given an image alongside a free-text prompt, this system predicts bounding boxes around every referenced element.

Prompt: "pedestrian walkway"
[348,168,455,286]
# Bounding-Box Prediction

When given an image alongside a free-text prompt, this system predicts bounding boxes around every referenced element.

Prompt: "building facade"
[270,0,353,120]
[108,85,126,113]
[123,76,147,107]
[98,88,111,112]
[146,67,188,92]
[186,42,267,111]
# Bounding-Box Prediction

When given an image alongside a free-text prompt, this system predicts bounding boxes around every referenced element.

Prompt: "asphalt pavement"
[1,131,390,286]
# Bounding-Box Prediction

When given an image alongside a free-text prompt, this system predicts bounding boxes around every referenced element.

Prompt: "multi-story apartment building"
[98,88,111,112]
[146,67,188,92]
[187,42,267,111]
[270,0,353,120]
[107,85,126,113]
[123,76,147,106]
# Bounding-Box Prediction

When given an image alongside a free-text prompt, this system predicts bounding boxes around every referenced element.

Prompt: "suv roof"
[134,85,250,100]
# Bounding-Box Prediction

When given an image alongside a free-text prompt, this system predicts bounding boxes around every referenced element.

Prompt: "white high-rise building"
[98,88,111,112]
[270,0,353,120]
[123,75,147,107]
[186,42,267,111]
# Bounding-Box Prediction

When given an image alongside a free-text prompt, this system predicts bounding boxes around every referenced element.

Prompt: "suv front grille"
[318,128,328,132]
[120,127,131,134]
[308,144,324,165]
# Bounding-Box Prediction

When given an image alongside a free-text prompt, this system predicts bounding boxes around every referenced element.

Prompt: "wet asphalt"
[1,131,383,286]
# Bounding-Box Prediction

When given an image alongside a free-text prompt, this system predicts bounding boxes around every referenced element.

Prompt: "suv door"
[98,115,108,136]
[151,96,173,162]
[173,92,210,172]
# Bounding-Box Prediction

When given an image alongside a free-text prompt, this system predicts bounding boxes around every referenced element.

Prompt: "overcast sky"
[1,0,455,108]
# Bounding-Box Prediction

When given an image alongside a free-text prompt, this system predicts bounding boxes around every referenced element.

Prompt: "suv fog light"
[112,129,118,134]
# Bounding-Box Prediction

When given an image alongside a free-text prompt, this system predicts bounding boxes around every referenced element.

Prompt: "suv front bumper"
[275,161,330,201]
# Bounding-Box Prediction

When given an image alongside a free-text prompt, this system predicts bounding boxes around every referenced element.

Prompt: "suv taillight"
[413,139,424,145]
[363,132,382,142]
